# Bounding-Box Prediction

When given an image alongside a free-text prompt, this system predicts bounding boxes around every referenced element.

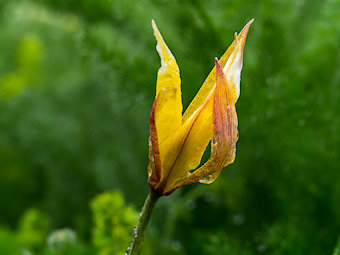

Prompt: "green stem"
[127,190,161,255]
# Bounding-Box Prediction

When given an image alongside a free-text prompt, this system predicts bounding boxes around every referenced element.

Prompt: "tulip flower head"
[147,19,253,196]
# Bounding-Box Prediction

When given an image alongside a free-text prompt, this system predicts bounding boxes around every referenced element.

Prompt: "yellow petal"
[183,19,253,122]
[163,92,214,193]
[148,87,180,192]
[172,58,238,189]
[152,20,183,151]
[224,26,251,102]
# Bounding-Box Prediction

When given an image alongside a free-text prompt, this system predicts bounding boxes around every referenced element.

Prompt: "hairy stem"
[127,190,160,255]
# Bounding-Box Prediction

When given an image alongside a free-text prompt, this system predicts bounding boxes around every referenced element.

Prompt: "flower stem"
[128,190,161,255]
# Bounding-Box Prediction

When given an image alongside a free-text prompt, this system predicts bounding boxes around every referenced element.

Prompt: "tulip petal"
[147,93,162,188]
[171,58,238,189]
[183,19,253,122]
[152,20,182,147]
[148,87,181,190]
[163,91,214,192]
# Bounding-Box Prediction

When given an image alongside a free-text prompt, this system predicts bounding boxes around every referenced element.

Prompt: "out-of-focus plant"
[203,232,251,255]
[333,237,340,255]
[18,209,50,253]
[46,228,77,254]
[260,222,307,255]
[90,191,138,255]
[127,19,253,255]
[0,34,43,98]
[0,228,21,255]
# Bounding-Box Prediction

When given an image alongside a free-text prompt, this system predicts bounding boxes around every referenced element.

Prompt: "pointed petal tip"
[244,18,254,30]
[151,19,158,31]
[214,57,223,74]
[236,18,254,40]
[241,18,254,34]
[234,32,239,44]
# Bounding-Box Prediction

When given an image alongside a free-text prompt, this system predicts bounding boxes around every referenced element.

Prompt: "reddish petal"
[172,58,238,188]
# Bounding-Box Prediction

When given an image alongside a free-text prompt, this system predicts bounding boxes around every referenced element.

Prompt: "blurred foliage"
[90,191,138,255]
[0,34,43,98]
[18,209,50,253]
[334,237,340,255]
[46,228,83,255]
[203,232,252,255]
[0,229,21,255]
[0,0,340,254]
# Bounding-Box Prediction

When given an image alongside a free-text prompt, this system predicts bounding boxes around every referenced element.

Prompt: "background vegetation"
[0,0,339,254]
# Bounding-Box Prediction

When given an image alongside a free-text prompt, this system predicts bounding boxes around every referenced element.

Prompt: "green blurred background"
[0,0,339,254]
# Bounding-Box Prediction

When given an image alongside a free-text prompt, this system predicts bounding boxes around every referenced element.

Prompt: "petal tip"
[239,18,254,38]
[244,18,255,30]
[152,19,158,32]
[214,57,223,75]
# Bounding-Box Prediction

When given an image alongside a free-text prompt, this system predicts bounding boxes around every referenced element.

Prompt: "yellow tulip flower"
[147,19,253,195]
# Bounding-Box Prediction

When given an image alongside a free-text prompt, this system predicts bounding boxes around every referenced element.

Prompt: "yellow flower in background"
[147,19,253,195]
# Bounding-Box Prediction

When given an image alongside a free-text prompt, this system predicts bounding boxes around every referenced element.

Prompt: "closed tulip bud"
[147,19,253,195]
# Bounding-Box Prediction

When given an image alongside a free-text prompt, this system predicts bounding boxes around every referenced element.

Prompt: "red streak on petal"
[147,98,162,188]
